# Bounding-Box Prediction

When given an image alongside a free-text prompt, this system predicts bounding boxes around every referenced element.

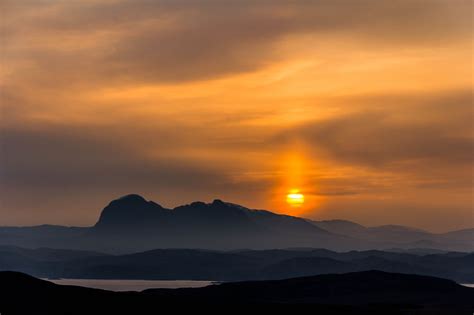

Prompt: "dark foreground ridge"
[0,270,473,314]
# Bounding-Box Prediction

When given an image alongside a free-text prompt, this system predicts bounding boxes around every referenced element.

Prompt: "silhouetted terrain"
[0,271,472,314]
[0,195,472,253]
[1,245,472,282]
[1,196,472,311]
[310,219,474,249]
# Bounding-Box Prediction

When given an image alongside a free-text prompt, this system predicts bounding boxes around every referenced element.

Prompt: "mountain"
[0,245,107,261]
[93,195,332,238]
[1,271,472,314]
[91,194,345,252]
[309,219,474,252]
[94,194,170,231]
[0,194,472,253]
[1,246,473,282]
[3,194,351,253]
[0,225,87,249]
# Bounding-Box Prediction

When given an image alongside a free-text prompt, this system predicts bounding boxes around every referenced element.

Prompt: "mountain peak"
[93,194,167,230]
[116,194,147,203]
[212,199,225,205]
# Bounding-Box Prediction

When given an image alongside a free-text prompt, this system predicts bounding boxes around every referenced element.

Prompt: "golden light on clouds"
[268,149,324,216]
[1,0,472,231]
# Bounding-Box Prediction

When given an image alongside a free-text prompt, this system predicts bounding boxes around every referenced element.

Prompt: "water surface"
[44,278,214,291]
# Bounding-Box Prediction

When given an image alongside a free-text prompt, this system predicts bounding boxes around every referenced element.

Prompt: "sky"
[0,0,472,232]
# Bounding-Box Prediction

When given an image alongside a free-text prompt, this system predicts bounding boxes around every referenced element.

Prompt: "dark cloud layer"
[0,123,273,224]
[0,125,230,190]
[3,0,471,85]
[295,91,473,168]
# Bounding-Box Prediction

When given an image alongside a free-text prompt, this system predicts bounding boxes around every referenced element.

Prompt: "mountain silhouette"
[86,194,340,252]
[1,245,473,282]
[94,194,327,234]
[94,194,170,231]
[309,219,474,250]
[0,194,472,253]
[0,271,472,314]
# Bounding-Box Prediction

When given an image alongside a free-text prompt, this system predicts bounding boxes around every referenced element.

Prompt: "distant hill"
[1,246,473,282]
[308,219,474,251]
[0,194,472,253]
[0,271,472,314]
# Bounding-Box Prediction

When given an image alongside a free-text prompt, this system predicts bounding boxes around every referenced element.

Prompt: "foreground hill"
[0,194,472,253]
[1,246,473,282]
[0,271,472,314]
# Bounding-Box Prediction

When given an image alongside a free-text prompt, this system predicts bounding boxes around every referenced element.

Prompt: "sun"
[286,189,304,207]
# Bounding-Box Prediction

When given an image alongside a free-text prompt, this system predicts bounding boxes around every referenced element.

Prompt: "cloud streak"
[3,0,471,85]
[291,91,473,168]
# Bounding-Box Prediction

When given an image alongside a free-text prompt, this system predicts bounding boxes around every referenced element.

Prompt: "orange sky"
[0,0,472,231]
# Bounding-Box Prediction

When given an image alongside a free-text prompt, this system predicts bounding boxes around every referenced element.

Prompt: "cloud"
[3,0,471,85]
[0,123,273,224]
[1,1,472,230]
[289,90,473,169]
[0,123,233,190]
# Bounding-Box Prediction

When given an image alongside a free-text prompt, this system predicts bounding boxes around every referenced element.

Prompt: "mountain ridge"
[1,245,472,282]
[0,194,472,253]
[1,270,473,313]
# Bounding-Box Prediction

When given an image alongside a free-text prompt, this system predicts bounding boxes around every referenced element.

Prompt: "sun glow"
[286,189,305,207]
